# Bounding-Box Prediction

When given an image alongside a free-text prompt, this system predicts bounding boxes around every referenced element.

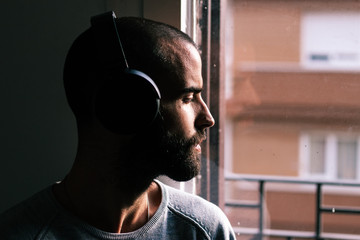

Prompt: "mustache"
[187,129,207,146]
[159,128,207,152]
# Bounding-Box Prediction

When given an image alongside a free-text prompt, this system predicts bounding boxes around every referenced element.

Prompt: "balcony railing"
[225,174,360,240]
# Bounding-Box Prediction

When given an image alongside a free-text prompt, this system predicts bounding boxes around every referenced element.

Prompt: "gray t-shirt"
[0,180,235,239]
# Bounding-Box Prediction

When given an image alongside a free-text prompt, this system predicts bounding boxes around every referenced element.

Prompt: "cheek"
[161,104,196,137]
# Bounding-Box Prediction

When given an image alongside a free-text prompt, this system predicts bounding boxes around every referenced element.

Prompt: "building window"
[224,0,360,237]
[300,133,360,181]
[301,11,360,70]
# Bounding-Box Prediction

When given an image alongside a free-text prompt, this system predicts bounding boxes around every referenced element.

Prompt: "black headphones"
[90,11,161,134]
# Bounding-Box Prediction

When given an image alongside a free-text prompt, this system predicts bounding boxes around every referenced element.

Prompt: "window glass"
[337,138,357,180]
[310,136,326,176]
[222,0,360,239]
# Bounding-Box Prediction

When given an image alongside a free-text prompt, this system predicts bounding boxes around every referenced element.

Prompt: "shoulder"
[0,186,59,239]
[159,181,235,240]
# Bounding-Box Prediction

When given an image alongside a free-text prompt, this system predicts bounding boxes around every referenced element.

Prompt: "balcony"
[225,174,360,240]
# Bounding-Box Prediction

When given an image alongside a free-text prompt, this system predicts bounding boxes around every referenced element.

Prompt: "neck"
[53,158,161,233]
[52,128,162,233]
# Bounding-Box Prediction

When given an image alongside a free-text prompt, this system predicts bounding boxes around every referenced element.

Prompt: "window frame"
[195,0,224,207]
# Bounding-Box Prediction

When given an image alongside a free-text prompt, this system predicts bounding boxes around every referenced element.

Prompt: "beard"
[106,115,207,197]
[156,129,206,181]
[129,115,207,183]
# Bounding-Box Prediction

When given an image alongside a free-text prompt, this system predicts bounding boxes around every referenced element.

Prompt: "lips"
[195,138,206,152]
[195,144,201,152]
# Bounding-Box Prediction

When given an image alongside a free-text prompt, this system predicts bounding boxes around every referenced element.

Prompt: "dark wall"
[0,1,107,212]
[0,0,181,213]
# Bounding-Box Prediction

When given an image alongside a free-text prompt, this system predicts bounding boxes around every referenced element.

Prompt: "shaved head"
[63,17,198,123]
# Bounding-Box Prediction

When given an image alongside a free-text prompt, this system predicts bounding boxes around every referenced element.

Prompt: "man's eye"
[182,95,194,103]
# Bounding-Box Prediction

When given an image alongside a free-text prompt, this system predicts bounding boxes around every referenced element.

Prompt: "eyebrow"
[181,87,202,94]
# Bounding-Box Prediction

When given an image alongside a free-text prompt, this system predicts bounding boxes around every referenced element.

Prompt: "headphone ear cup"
[95,69,161,134]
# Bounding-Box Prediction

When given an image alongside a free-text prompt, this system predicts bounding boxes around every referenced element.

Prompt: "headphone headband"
[91,11,128,70]
[90,11,161,134]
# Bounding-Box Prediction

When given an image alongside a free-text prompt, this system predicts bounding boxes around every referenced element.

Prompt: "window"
[221,0,360,238]
[302,12,360,70]
[300,133,360,181]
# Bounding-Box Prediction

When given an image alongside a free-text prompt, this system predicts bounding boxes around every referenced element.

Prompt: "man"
[0,12,235,239]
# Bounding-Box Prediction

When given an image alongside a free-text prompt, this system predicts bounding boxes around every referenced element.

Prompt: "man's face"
[156,43,215,181]
[111,43,214,187]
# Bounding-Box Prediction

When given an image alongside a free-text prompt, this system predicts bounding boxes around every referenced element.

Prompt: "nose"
[196,98,215,129]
